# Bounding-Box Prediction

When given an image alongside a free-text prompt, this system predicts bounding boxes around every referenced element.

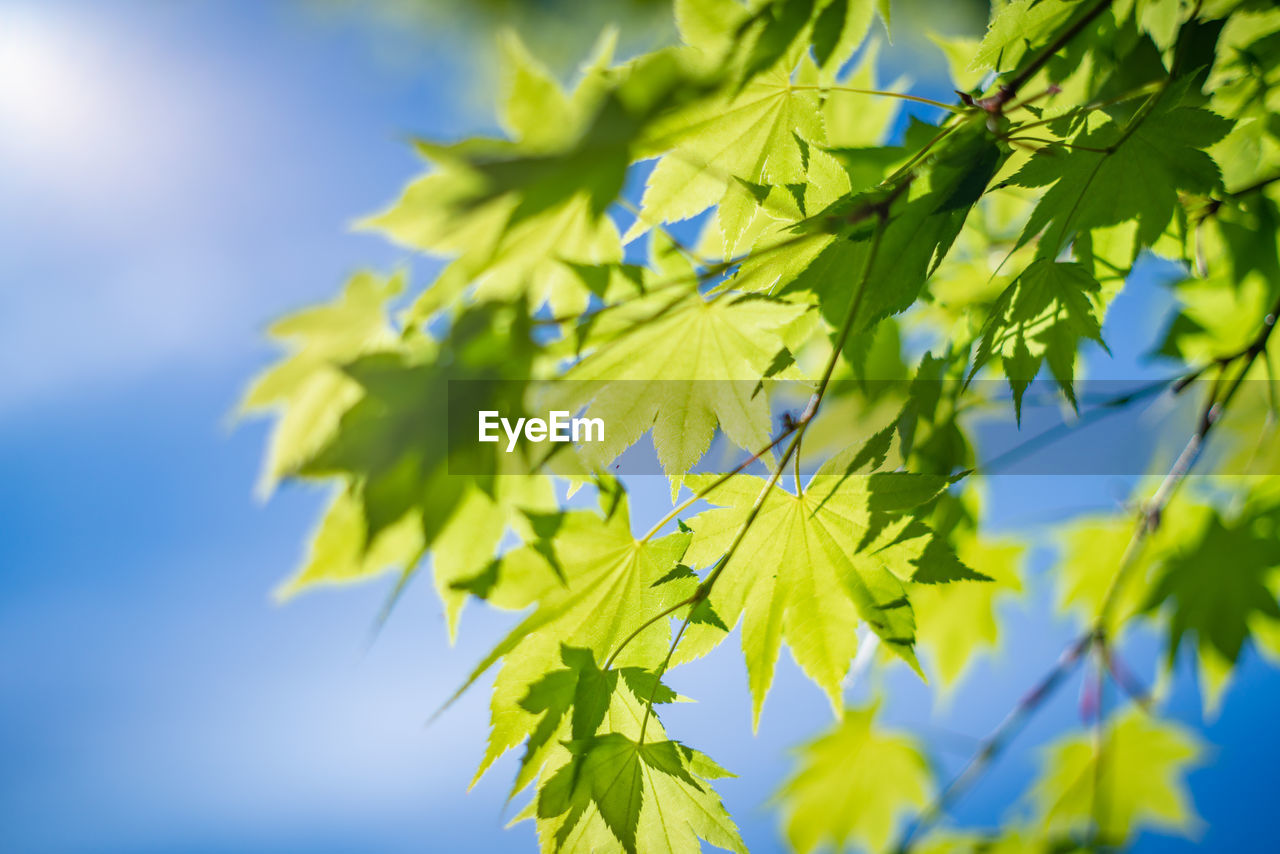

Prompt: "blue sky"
[2,2,1278,852]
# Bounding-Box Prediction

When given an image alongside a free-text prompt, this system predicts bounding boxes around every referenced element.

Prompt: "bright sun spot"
[0,9,104,157]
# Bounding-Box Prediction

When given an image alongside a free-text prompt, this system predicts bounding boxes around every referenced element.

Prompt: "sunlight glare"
[0,9,104,158]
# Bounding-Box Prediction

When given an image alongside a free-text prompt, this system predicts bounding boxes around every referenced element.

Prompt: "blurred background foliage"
[306,0,990,92]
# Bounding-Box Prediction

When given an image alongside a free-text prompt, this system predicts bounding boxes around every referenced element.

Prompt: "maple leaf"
[1010,100,1232,257]
[1032,710,1203,845]
[775,703,932,854]
[296,301,537,542]
[970,259,1110,418]
[679,464,976,725]
[515,646,743,853]
[1142,503,1280,710]
[241,270,404,491]
[970,0,1079,73]
[368,37,703,319]
[515,646,677,803]
[559,292,808,475]
[739,123,1008,338]
[506,646,745,854]
[912,529,1025,689]
[535,732,746,854]
[629,60,826,255]
[448,491,700,780]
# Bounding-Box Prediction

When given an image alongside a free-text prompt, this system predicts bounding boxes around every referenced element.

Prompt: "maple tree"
[246,0,1280,851]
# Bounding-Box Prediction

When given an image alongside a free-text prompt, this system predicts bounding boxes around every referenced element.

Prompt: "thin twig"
[1088,649,1111,848]
[977,376,1174,475]
[1105,648,1153,710]
[1008,81,1163,134]
[997,0,1114,108]
[632,217,892,742]
[1228,173,1280,198]
[1096,292,1280,627]
[640,422,799,543]
[894,631,1096,853]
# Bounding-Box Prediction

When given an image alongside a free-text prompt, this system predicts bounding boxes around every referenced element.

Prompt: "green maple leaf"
[970,0,1079,73]
[1032,710,1202,845]
[431,475,556,637]
[1010,101,1232,257]
[449,491,700,781]
[241,270,450,602]
[368,36,701,320]
[266,300,542,602]
[913,529,1025,689]
[739,123,1007,338]
[775,703,932,854]
[1055,499,1212,637]
[1142,504,1280,707]
[298,300,536,539]
[970,259,1110,417]
[679,464,975,725]
[241,270,404,491]
[560,292,807,475]
[515,646,677,800]
[536,733,745,854]
[509,646,744,853]
[629,59,826,255]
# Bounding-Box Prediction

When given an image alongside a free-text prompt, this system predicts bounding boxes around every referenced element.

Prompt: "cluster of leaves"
[246,0,1280,851]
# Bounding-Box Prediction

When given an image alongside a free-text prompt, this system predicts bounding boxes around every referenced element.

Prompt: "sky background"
[2,1,1278,852]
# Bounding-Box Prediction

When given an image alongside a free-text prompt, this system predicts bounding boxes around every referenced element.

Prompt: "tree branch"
[988,0,1114,112]
[898,293,1280,852]
[895,630,1096,853]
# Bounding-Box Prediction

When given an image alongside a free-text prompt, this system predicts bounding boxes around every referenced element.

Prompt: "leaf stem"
[603,594,697,671]
[1003,135,1111,153]
[632,217,891,741]
[639,422,800,542]
[789,84,963,112]
[637,615,691,744]
[1105,647,1152,710]
[1008,80,1163,134]
[884,122,963,186]
[1088,648,1110,848]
